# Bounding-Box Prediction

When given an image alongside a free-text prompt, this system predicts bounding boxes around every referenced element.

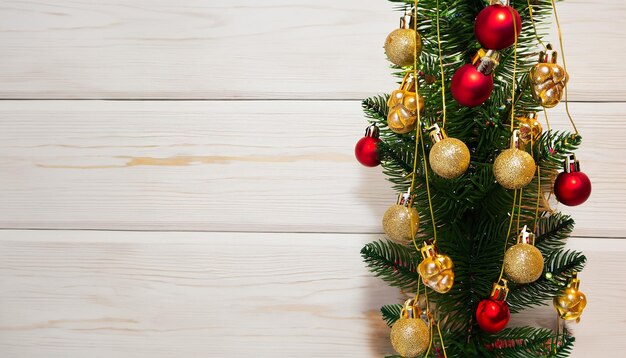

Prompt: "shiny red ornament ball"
[554,171,592,206]
[476,298,510,334]
[355,136,381,167]
[451,64,494,107]
[474,4,522,50]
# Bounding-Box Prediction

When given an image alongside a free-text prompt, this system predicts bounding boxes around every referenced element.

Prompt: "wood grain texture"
[0,0,624,100]
[0,100,623,236]
[0,230,621,357]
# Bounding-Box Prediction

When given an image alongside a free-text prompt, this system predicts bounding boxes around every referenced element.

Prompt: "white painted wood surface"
[0,0,624,356]
[0,0,624,100]
[0,231,621,358]
[0,100,623,237]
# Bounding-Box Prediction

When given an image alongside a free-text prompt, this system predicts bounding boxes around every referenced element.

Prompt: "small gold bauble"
[530,62,568,108]
[518,114,543,143]
[383,204,420,244]
[503,243,544,284]
[493,149,536,189]
[390,318,430,358]
[384,28,422,67]
[417,244,455,293]
[554,273,587,322]
[429,138,471,179]
[387,90,424,134]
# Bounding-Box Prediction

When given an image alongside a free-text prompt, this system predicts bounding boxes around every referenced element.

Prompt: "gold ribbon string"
[436,0,447,128]
[533,166,542,231]
[551,0,579,135]
[408,0,438,248]
[498,189,518,282]
[409,0,422,253]
[516,187,524,232]
[509,5,519,132]
[527,0,547,51]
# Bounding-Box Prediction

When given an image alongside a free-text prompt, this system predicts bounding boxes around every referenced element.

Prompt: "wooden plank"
[0,230,621,357]
[0,100,622,237]
[0,0,623,100]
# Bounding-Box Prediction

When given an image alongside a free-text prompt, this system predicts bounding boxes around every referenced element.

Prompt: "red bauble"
[451,64,494,107]
[355,125,381,167]
[554,171,591,206]
[476,298,510,334]
[474,4,522,50]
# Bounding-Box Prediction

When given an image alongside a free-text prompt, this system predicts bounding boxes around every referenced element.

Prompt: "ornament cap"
[568,271,581,291]
[539,44,559,64]
[364,124,380,139]
[509,130,523,150]
[397,188,415,207]
[401,298,423,319]
[564,153,581,173]
[400,14,415,30]
[516,225,536,245]
[428,123,447,143]
[419,241,437,260]
[490,278,509,301]
[472,49,500,75]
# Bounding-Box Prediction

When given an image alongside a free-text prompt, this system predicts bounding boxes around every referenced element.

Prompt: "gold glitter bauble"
[384,29,422,67]
[382,204,420,244]
[530,62,569,108]
[429,138,470,179]
[493,149,536,189]
[503,243,544,284]
[390,318,430,358]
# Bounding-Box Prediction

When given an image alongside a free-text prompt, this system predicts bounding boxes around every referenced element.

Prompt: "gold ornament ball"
[518,116,543,143]
[530,62,569,108]
[418,253,455,293]
[503,243,544,284]
[554,286,587,322]
[429,138,471,179]
[382,204,420,244]
[384,29,422,67]
[493,149,536,189]
[390,318,430,358]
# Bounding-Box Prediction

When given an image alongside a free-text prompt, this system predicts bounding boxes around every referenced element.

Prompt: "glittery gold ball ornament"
[504,226,544,284]
[384,15,422,67]
[387,73,424,134]
[428,124,470,179]
[390,299,430,358]
[383,192,420,244]
[493,130,536,189]
[518,112,543,144]
[417,242,455,293]
[530,45,569,108]
[554,272,587,322]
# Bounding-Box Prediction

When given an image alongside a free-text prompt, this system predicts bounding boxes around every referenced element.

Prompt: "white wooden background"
[0,0,624,357]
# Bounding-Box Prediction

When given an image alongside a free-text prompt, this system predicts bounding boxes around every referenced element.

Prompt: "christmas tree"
[355,0,591,356]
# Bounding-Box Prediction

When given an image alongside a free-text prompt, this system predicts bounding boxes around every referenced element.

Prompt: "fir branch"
[535,213,575,252]
[486,327,573,357]
[381,304,403,327]
[361,240,420,291]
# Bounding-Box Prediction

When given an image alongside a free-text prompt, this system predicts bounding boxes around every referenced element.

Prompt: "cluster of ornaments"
[451,0,521,107]
[355,1,592,352]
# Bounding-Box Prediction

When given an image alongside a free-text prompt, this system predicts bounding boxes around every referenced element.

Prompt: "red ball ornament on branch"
[451,50,499,107]
[554,154,592,206]
[355,124,381,167]
[474,3,522,50]
[476,279,510,334]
